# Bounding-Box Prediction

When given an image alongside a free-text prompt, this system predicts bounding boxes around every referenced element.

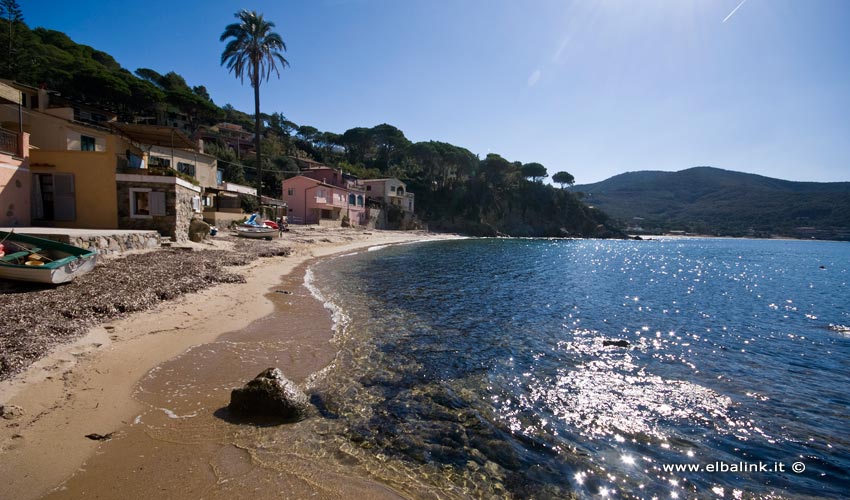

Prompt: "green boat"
[0,230,98,284]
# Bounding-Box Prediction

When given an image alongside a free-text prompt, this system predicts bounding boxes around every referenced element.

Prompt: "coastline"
[0,228,456,499]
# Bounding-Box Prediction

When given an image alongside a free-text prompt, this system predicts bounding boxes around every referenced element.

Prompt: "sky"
[22,0,850,184]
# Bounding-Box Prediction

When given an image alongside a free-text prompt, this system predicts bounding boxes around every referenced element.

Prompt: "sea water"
[302,238,850,499]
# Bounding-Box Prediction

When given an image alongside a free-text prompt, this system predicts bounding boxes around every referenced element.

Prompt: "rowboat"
[235,224,277,240]
[0,231,98,284]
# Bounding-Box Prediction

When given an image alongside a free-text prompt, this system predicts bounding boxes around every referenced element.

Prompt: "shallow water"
[300,238,850,499]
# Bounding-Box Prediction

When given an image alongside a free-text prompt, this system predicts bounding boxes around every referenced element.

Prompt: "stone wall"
[318,218,343,228]
[30,231,161,255]
[117,179,201,241]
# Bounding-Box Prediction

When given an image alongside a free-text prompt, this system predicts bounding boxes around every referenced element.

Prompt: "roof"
[108,122,197,150]
[261,195,287,207]
[0,81,21,105]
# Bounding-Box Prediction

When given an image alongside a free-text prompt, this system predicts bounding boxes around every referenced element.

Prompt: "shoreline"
[0,228,456,499]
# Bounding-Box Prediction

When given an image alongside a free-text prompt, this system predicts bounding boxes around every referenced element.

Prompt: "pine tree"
[0,0,24,78]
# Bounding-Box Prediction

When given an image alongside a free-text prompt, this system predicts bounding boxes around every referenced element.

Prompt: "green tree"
[552,171,575,189]
[220,9,289,200]
[296,125,319,143]
[1,0,24,78]
[340,127,373,165]
[521,162,548,182]
[370,123,410,171]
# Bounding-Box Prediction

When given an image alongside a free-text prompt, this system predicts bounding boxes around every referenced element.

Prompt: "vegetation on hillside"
[0,3,620,238]
[571,167,850,240]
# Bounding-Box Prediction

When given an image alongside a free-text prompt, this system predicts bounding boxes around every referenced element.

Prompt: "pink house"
[281,175,366,225]
[0,82,30,226]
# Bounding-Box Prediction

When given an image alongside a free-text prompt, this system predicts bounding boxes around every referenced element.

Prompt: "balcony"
[0,127,20,157]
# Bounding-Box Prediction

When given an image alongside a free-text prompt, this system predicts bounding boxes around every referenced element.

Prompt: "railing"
[0,128,20,157]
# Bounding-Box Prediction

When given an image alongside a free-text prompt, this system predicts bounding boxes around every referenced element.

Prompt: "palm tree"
[220,9,289,201]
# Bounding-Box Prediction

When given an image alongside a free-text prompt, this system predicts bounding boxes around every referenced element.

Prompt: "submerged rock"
[602,339,630,348]
[229,368,311,421]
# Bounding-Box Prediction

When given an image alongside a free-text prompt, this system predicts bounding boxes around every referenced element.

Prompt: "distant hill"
[570,167,850,240]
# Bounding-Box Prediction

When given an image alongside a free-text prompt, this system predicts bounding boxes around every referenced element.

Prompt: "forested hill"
[571,167,850,240]
[0,8,622,238]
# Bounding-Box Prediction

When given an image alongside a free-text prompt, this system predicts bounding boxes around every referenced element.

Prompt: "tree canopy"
[552,171,575,188]
[220,9,289,199]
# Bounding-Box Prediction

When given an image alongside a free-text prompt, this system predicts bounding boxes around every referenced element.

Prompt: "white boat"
[0,231,98,284]
[235,224,277,240]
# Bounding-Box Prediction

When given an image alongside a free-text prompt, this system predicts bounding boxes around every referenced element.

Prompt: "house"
[0,81,124,229]
[0,82,219,240]
[202,180,258,227]
[361,178,415,213]
[0,81,30,226]
[281,175,365,226]
[195,122,255,159]
[108,123,211,240]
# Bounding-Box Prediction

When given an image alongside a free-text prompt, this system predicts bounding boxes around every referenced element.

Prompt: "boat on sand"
[235,225,276,240]
[0,230,98,284]
[235,213,277,240]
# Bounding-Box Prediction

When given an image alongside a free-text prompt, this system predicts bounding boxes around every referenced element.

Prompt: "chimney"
[37,88,48,112]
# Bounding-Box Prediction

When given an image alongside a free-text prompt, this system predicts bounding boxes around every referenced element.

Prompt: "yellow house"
[0,81,124,228]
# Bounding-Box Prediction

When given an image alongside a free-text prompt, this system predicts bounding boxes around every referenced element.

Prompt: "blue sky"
[24,0,850,184]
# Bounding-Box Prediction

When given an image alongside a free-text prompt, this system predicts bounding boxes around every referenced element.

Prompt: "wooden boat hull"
[0,231,98,284]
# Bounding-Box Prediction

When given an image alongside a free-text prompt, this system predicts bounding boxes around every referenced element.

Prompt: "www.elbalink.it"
[661,461,806,474]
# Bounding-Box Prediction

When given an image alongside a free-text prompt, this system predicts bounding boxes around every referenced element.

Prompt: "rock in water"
[229,368,311,421]
[602,339,630,348]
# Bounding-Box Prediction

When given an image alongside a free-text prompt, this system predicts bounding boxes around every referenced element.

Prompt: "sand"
[0,227,457,499]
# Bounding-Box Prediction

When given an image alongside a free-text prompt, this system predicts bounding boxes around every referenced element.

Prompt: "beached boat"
[235,224,277,240]
[0,231,98,284]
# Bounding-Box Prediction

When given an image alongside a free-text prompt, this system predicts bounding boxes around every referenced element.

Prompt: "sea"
[295,237,850,499]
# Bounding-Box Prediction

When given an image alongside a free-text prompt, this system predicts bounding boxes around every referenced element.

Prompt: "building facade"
[362,178,415,213]
[281,175,366,225]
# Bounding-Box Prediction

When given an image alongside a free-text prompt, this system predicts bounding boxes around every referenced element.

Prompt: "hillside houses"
[0,81,259,240]
[2,80,419,237]
[281,161,416,228]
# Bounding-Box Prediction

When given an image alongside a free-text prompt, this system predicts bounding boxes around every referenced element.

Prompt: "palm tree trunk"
[253,69,262,202]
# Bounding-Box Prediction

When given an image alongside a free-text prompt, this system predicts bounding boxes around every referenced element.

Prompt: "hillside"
[571,167,850,240]
[0,11,620,239]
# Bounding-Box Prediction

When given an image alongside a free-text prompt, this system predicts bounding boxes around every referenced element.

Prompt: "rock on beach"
[229,368,311,421]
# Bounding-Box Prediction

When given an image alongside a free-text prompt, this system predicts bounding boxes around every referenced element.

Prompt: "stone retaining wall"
[33,231,161,255]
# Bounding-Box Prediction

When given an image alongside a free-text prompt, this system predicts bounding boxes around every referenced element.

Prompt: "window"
[357,195,364,207]
[149,156,170,168]
[348,193,356,205]
[130,189,166,218]
[177,162,196,177]
[150,192,166,216]
[81,135,96,151]
[130,189,151,217]
[366,185,372,191]
[287,188,295,196]
[216,170,224,185]
[192,195,201,213]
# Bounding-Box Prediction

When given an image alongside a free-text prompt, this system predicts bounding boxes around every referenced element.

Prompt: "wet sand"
[0,228,455,499]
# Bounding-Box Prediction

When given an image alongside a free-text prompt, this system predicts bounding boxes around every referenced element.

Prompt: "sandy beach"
[0,227,456,499]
